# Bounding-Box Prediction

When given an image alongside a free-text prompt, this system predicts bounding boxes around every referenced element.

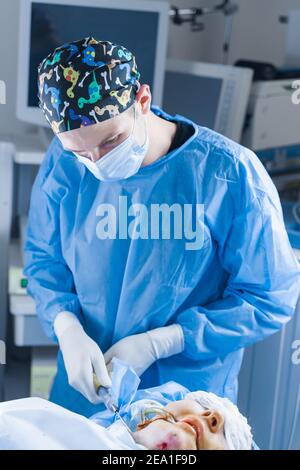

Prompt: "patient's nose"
[202,410,223,433]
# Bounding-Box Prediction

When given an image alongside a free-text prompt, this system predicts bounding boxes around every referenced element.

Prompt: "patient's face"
[132,399,228,450]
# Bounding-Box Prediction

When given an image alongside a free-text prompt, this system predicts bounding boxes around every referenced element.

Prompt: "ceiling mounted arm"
[169,0,239,32]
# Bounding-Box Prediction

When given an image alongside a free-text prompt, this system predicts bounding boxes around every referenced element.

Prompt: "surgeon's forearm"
[176,283,299,361]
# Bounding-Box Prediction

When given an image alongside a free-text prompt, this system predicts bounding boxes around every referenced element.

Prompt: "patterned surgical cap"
[37,36,140,134]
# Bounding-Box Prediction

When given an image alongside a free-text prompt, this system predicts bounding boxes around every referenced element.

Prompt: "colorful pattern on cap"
[37,36,140,134]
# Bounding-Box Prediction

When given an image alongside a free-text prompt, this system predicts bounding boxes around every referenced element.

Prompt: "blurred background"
[0,0,300,450]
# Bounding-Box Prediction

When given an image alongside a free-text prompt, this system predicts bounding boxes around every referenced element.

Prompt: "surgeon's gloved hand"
[54,311,111,404]
[104,324,184,377]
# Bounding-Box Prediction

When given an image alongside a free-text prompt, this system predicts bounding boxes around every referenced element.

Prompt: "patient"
[133,399,229,450]
[0,392,252,450]
[0,359,253,450]
[108,389,253,451]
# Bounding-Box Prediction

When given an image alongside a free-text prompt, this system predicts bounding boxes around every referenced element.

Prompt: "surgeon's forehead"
[58,107,131,151]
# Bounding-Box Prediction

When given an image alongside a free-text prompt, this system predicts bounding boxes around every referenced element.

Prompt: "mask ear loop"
[132,101,148,149]
[128,101,137,139]
[141,108,148,148]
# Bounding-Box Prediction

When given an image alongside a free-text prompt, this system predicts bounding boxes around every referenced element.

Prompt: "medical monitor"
[162,58,253,142]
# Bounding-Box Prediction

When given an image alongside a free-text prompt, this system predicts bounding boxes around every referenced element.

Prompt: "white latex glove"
[104,324,184,377]
[54,311,111,404]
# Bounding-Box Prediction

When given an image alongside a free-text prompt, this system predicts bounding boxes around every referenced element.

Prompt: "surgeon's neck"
[141,111,177,167]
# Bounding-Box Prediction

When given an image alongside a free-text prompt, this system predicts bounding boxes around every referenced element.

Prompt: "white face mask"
[74,103,149,182]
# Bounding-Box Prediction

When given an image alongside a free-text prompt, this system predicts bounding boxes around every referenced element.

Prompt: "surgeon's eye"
[102,134,121,148]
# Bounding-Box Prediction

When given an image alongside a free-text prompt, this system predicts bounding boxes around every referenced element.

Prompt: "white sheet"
[0,397,146,450]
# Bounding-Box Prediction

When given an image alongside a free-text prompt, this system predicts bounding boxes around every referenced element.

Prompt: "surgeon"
[25,36,300,418]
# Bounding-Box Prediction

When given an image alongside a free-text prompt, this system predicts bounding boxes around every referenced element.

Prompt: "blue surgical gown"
[24,105,300,418]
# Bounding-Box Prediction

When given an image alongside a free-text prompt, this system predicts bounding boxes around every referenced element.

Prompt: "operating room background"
[1,0,300,136]
[1,0,300,450]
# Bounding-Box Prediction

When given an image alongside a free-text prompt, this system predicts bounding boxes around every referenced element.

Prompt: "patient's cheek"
[154,433,182,450]
[138,429,183,450]
[135,423,194,450]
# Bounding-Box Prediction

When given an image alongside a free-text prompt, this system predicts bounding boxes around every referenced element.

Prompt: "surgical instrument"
[93,372,134,436]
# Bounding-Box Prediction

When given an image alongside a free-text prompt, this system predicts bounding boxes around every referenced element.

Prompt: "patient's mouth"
[180,417,203,445]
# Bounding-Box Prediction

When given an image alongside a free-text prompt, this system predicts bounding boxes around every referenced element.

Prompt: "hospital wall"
[0,0,299,137]
[195,0,300,65]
